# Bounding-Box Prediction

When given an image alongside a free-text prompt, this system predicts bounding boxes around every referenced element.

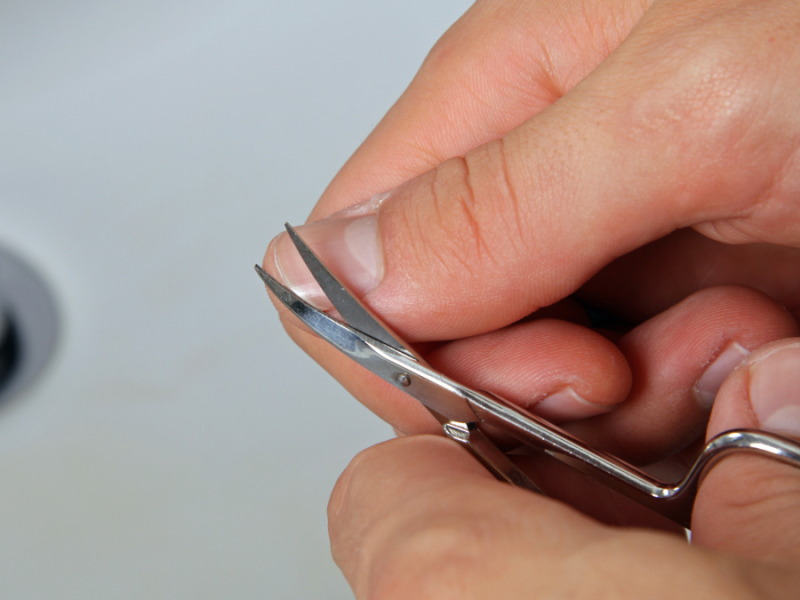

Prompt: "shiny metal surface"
[259,229,800,529]
[284,224,412,356]
[255,265,478,424]
[355,324,800,528]
[469,393,800,527]
[443,421,543,493]
[257,264,542,488]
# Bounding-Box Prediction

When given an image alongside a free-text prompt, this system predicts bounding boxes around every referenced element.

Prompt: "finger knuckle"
[619,6,800,160]
[419,143,530,281]
[432,156,489,276]
[392,156,494,287]
[624,49,758,153]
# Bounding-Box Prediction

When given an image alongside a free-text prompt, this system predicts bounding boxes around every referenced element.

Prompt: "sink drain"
[0,246,59,403]
[0,314,20,396]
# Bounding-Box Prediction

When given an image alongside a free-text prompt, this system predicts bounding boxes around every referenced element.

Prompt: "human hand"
[261,0,800,594]
[327,351,800,598]
[265,0,800,435]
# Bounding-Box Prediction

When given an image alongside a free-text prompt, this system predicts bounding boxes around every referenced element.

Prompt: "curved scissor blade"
[284,223,413,357]
[255,264,417,382]
[255,264,478,424]
[255,263,543,494]
[256,264,367,356]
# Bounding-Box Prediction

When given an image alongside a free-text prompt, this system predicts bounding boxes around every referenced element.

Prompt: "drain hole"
[0,314,20,397]
[0,245,59,404]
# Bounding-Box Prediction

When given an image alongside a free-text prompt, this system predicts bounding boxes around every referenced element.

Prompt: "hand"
[262,0,800,596]
[328,346,800,598]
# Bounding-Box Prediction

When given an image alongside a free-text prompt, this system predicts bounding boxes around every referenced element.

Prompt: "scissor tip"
[284,222,299,236]
[254,263,272,282]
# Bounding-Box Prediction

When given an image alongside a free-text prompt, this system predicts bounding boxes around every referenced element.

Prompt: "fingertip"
[707,339,800,439]
[747,342,800,438]
[328,435,498,564]
[696,339,800,564]
[571,285,799,465]
[692,342,751,411]
[264,217,384,313]
[427,319,632,424]
[533,387,615,422]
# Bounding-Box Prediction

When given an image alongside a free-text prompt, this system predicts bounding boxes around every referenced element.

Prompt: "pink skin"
[262,0,800,597]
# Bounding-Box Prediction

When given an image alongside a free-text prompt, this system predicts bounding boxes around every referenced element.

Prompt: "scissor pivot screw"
[396,373,411,387]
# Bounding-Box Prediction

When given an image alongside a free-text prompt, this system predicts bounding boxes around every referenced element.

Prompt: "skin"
[263,0,800,597]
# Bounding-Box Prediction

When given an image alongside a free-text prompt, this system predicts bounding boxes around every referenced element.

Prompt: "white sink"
[0,1,467,597]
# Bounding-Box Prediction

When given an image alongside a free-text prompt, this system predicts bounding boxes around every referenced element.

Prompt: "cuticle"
[742,365,760,427]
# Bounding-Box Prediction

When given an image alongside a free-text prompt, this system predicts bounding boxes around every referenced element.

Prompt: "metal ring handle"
[465,390,800,528]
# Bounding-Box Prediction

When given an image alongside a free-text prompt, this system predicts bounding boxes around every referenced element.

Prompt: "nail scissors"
[256,224,800,529]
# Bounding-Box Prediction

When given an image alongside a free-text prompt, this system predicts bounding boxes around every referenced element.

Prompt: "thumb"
[693,340,800,566]
[268,2,800,342]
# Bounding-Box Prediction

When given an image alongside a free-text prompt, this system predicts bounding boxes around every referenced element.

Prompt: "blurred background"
[0,1,469,597]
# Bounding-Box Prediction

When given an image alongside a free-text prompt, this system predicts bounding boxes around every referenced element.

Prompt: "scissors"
[256,224,800,529]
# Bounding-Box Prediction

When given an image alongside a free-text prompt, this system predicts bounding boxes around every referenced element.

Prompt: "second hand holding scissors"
[256,224,800,529]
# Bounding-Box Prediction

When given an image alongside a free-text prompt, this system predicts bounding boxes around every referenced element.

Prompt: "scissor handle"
[463,390,800,529]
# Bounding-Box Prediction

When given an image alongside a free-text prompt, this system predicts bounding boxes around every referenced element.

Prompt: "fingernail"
[749,344,800,436]
[694,342,751,410]
[272,215,383,309]
[533,388,610,423]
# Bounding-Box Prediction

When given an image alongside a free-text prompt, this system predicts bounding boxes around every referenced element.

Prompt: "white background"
[0,1,469,597]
